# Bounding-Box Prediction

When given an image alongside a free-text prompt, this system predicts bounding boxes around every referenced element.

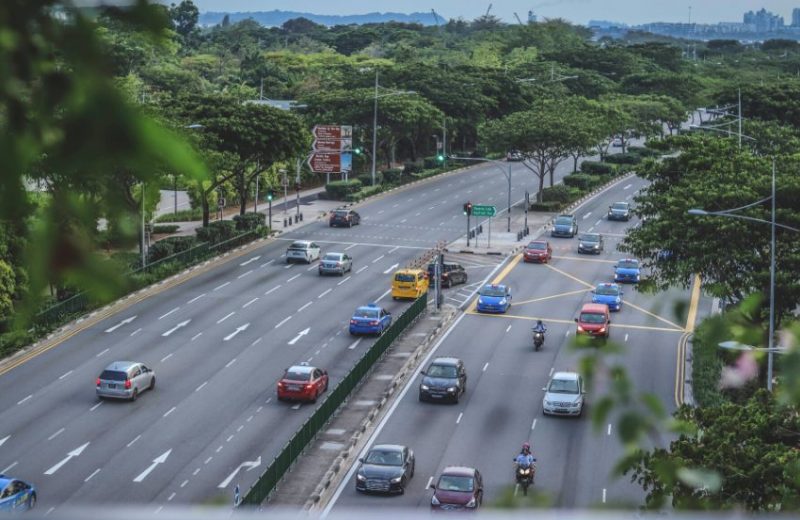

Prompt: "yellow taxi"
[391,268,429,300]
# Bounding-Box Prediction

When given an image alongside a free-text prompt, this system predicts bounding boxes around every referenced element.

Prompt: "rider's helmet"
[536,320,543,327]
[522,442,531,454]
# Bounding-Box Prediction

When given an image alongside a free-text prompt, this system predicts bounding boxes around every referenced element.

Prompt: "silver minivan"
[96,361,155,401]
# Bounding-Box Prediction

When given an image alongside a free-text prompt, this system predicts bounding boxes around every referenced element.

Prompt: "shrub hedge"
[541,185,572,204]
[529,201,563,212]
[384,168,404,185]
[233,212,265,231]
[152,224,179,234]
[147,235,199,263]
[580,161,616,175]
[604,153,642,165]
[195,220,237,245]
[325,180,363,200]
[563,173,596,190]
[155,208,203,222]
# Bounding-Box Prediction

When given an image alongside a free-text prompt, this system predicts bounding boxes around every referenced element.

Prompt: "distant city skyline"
[187,1,800,26]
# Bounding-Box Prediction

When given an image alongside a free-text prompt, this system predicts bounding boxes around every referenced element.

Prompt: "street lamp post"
[449,156,513,233]
[368,70,416,187]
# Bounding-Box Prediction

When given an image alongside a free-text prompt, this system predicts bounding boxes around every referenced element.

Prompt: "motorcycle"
[533,331,544,351]
[515,462,535,495]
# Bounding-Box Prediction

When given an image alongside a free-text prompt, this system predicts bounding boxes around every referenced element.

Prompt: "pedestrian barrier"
[240,292,428,506]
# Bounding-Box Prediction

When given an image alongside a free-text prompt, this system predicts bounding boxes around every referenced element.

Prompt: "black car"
[329,209,360,227]
[577,233,604,254]
[419,357,467,403]
[355,444,415,494]
[607,201,631,221]
[551,214,578,238]
[427,262,468,288]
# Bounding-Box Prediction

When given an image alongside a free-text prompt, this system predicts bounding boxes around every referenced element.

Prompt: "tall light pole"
[369,70,416,187]
[688,158,799,391]
[450,155,513,233]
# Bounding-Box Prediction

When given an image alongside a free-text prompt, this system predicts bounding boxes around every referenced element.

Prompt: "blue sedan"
[614,258,641,284]
[591,283,624,311]
[476,284,512,313]
[349,304,392,335]
[0,475,36,512]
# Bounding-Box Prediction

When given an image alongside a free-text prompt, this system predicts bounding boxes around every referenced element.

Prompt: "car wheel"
[444,278,452,289]
[348,221,352,228]
[310,389,318,404]
[149,377,156,391]
[418,392,425,402]
[130,388,138,402]
[324,379,329,392]
[399,477,407,494]
[28,494,36,510]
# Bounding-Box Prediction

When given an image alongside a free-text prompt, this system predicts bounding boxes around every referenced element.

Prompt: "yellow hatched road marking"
[551,255,617,264]
[514,288,592,306]
[465,311,684,332]
[543,263,595,289]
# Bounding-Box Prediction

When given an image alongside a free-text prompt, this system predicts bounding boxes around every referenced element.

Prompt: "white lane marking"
[1,462,18,473]
[205,457,213,465]
[345,244,357,250]
[624,333,629,342]
[378,210,385,214]
[45,507,54,516]
[284,264,294,269]
[388,246,400,253]
[392,204,399,208]
[426,477,433,489]
[251,337,262,346]
[483,362,489,372]
[160,353,173,363]
[582,212,592,220]
[59,370,73,380]
[428,206,435,210]
[400,219,408,223]
[223,323,249,341]
[155,506,163,515]
[243,297,259,308]
[348,338,362,350]
[275,316,292,328]
[168,493,176,501]
[127,435,141,448]
[217,312,235,324]
[318,288,332,299]
[247,415,254,422]
[603,488,607,503]
[216,446,223,453]
[549,367,554,376]
[261,259,274,268]
[565,330,570,337]
[415,212,421,217]
[225,358,237,368]
[187,294,206,304]
[257,406,263,412]
[264,285,281,295]
[163,406,177,417]
[130,328,142,336]
[505,325,512,333]
[595,219,602,226]
[0,436,8,448]
[193,468,201,476]
[96,348,109,358]
[292,403,301,410]
[17,395,32,405]
[298,301,313,312]
[240,255,261,266]
[626,194,632,200]
[375,288,392,302]
[237,270,253,279]
[48,428,65,441]
[287,274,300,282]
[356,266,368,274]
[90,402,103,412]
[383,263,399,274]
[84,468,101,482]
[213,282,230,291]
[288,328,311,346]
[531,418,537,431]
[45,442,90,475]
[337,276,351,286]
[623,184,632,190]
[162,319,190,337]
[191,332,203,341]
[307,265,318,272]
[608,424,612,435]
[133,449,172,482]
[237,425,244,433]
[104,315,137,333]
[181,480,189,488]
[456,413,463,424]
[372,255,385,263]
[195,382,208,392]
[158,307,180,320]
[588,227,594,232]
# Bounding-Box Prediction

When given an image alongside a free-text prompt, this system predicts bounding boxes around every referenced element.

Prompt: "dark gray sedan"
[355,444,415,494]
[577,233,604,254]
[318,252,353,276]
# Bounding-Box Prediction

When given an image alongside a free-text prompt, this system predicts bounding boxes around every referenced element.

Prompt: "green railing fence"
[241,292,429,506]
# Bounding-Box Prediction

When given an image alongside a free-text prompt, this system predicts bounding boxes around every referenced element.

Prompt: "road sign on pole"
[471,205,497,217]
[308,152,352,174]
[312,125,352,140]
[313,138,352,152]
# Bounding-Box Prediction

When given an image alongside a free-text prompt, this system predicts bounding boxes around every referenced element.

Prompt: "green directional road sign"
[471,205,496,217]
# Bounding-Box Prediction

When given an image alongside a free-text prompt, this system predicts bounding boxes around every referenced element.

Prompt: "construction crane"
[513,12,524,25]
[485,3,492,16]
[430,8,441,26]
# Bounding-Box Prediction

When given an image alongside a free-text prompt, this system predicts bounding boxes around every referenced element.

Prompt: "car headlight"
[615,298,621,303]
[593,245,599,249]
[431,495,440,505]
[421,384,430,391]
[570,402,579,407]
[357,474,366,481]
[466,497,477,508]
[447,386,457,392]
[478,298,484,305]
[544,400,554,406]
[499,298,507,305]
[390,476,402,483]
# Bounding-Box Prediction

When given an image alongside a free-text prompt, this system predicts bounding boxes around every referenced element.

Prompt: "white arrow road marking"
[375,288,392,302]
[158,307,180,320]
[0,435,9,448]
[45,442,89,475]
[224,323,250,342]
[133,449,172,482]
[240,255,261,266]
[372,255,385,263]
[623,184,632,190]
[162,319,191,337]
[383,263,400,274]
[217,456,262,488]
[104,316,137,333]
[348,338,362,350]
[288,328,310,346]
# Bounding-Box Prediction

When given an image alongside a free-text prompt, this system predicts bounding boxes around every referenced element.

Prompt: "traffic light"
[266,189,274,202]
[354,147,362,155]
[463,201,473,216]
[437,153,445,162]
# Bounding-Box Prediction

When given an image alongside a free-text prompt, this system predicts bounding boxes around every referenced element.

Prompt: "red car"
[431,466,483,511]
[276,363,329,403]
[523,240,552,263]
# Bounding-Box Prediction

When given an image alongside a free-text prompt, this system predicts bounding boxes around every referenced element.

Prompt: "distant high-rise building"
[527,10,537,23]
[792,7,800,27]
[743,8,784,32]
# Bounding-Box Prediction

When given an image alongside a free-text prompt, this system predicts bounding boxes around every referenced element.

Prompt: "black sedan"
[577,233,604,254]
[355,444,415,494]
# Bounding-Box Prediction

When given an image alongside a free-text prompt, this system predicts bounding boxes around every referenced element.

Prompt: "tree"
[169,0,199,38]
[0,260,15,320]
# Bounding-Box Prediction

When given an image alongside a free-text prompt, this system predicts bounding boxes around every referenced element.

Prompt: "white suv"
[286,241,321,264]
[542,371,584,416]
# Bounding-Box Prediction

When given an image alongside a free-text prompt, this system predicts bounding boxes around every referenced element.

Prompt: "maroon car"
[430,466,483,511]
[523,240,552,263]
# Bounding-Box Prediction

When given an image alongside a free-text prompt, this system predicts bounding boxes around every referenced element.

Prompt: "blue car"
[0,475,36,511]
[476,284,512,313]
[349,303,392,335]
[614,258,641,283]
[591,283,624,311]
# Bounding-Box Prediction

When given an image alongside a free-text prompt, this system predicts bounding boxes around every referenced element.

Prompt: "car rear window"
[100,370,127,381]
[284,370,311,381]
[323,254,343,261]
[355,308,379,318]
[395,273,415,282]
[579,312,607,324]
[437,475,474,492]
[289,242,308,250]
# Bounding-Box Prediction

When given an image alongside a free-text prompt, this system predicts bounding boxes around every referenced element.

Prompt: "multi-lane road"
[0,157,584,512]
[325,176,713,513]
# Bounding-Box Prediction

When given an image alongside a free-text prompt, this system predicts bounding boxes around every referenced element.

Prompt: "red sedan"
[276,363,329,403]
[523,240,552,263]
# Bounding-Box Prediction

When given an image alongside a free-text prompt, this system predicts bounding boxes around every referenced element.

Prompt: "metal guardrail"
[241,292,429,506]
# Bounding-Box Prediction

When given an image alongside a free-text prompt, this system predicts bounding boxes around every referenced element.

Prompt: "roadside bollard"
[299,213,304,221]
[283,218,288,227]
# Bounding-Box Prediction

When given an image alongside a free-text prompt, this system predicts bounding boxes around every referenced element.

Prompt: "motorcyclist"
[514,442,536,468]
[532,320,547,335]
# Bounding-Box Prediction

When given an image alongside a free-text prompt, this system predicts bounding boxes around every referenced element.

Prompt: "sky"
[188,1,800,26]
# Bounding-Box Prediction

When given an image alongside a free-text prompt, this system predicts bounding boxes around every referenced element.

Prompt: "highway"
[326,175,713,512]
[0,157,582,511]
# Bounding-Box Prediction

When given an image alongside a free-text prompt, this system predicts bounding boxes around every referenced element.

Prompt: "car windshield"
[284,370,311,382]
[427,364,458,378]
[595,285,619,296]
[289,242,308,250]
[323,254,343,261]
[527,242,546,250]
[549,378,579,394]
[480,286,506,297]
[100,370,127,381]
[580,312,607,324]
[555,217,573,226]
[333,211,349,217]
[617,260,639,269]
[365,450,403,466]
[580,234,600,243]
[437,475,474,492]
[612,203,628,210]
[355,308,379,318]
[395,273,415,282]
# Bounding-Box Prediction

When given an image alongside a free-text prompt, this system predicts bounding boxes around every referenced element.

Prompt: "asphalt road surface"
[326,176,713,513]
[0,157,584,512]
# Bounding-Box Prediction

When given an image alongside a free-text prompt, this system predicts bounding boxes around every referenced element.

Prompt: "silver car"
[542,371,584,416]
[318,252,352,276]
[286,240,321,264]
[96,361,155,401]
